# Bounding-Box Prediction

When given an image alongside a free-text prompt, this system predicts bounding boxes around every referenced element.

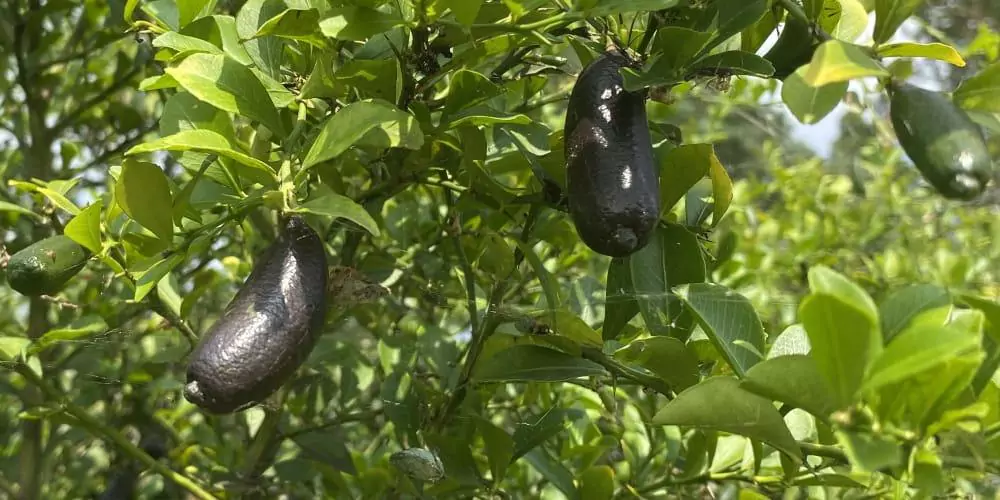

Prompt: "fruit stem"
[11,363,218,500]
[239,399,286,484]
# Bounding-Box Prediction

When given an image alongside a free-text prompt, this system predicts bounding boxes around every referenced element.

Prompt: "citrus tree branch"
[12,363,218,500]
[433,204,543,430]
[581,348,674,398]
[50,67,141,135]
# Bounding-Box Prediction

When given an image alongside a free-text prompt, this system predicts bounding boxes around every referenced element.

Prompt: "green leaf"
[0,201,42,220]
[623,28,712,91]
[677,283,766,377]
[768,324,811,358]
[127,130,276,187]
[957,293,1000,343]
[115,159,174,242]
[176,0,215,27]
[444,69,503,119]
[134,253,185,302]
[863,323,980,393]
[522,449,579,500]
[651,377,802,462]
[580,0,680,16]
[876,42,965,67]
[550,310,602,348]
[614,336,699,390]
[36,187,80,216]
[684,179,714,228]
[0,337,31,361]
[253,8,323,44]
[911,448,946,495]
[879,284,951,343]
[473,344,608,383]
[165,53,285,136]
[688,51,775,78]
[236,0,285,79]
[512,409,573,461]
[803,40,889,87]
[873,0,924,44]
[835,429,903,472]
[782,65,849,125]
[954,62,1000,113]
[318,7,404,41]
[707,151,732,226]
[658,143,712,216]
[64,200,103,254]
[603,257,639,341]
[160,91,235,137]
[629,224,706,336]
[798,266,881,410]
[741,355,838,420]
[292,185,380,237]
[512,239,563,317]
[578,465,615,500]
[250,67,296,109]
[291,429,358,475]
[139,73,179,91]
[152,31,224,55]
[475,416,514,483]
[421,433,481,485]
[181,15,254,65]
[440,0,483,25]
[824,0,869,43]
[704,0,769,56]
[320,58,401,103]
[302,99,423,170]
[447,107,533,128]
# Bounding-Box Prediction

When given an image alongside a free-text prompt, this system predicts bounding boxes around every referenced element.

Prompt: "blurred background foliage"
[0,0,998,499]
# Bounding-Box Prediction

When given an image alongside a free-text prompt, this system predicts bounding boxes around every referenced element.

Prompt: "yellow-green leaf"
[876,42,965,67]
[64,200,103,254]
[804,40,888,87]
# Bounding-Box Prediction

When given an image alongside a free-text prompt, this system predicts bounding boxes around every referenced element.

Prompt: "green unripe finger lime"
[889,83,994,200]
[5,235,90,296]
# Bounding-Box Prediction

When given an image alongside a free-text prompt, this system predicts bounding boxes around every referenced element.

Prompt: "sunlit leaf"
[652,377,802,462]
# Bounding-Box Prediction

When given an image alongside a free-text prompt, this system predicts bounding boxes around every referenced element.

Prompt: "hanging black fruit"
[564,50,660,257]
[184,216,328,414]
[5,235,90,296]
[889,82,994,200]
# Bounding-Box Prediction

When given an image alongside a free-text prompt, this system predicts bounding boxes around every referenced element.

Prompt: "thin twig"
[443,189,480,336]
[433,204,543,430]
[581,348,673,398]
[280,409,382,440]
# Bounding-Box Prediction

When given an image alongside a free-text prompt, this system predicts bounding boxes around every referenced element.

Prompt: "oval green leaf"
[651,377,802,462]
[473,344,608,383]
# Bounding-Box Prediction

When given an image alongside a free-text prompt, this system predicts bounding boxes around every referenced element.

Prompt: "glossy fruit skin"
[5,235,90,296]
[763,16,821,80]
[889,83,994,200]
[184,216,328,414]
[564,50,660,257]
